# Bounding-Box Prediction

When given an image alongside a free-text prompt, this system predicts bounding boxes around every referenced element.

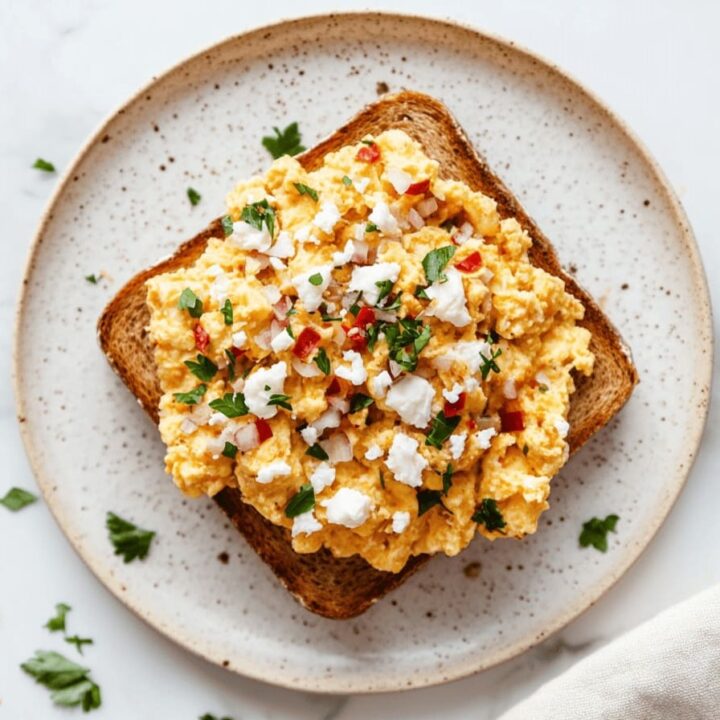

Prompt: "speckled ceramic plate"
[14,12,712,693]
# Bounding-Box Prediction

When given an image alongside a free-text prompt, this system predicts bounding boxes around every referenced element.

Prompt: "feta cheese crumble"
[371,370,393,398]
[348,262,401,306]
[321,488,374,528]
[385,374,434,428]
[425,268,471,327]
[244,361,287,419]
[448,432,467,460]
[385,433,428,487]
[229,220,272,252]
[335,350,367,385]
[474,427,497,450]
[368,200,400,236]
[270,328,294,352]
[257,460,291,484]
[292,510,322,538]
[309,462,336,494]
[442,383,464,404]
[391,510,411,534]
[312,201,341,234]
[292,264,332,312]
[364,443,383,461]
[554,417,570,438]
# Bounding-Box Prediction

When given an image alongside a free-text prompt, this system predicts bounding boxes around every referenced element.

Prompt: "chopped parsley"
[178,288,203,318]
[342,175,353,186]
[538,383,549,393]
[268,393,292,411]
[85,274,99,284]
[440,219,454,232]
[314,347,331,375]
[184,354,218,382]
[472,498,506,531]
[365,222,379,233]
[293,182,318,201]
[262,122,305,159]
[1,486,38,511]
[579,514,620,552]
[422,245,456,284]
[173,384,207,405]
[522,443,529,455]
[442,464,454,495]
[349,393,374,413]
[45,603,71,633]
[417,490,443,516]
[374,280,393,306]
[224,349,237,380]
[106,512,155,563]
[20,650,101,712]
[380,318,432,372]
[221,215,234,236]
[285,482,315,518]
[308,272,323,286]
[65,636,94,655]
[379,470,385,489]
[479,347,502,380]
[222,442,238,459]
[241,198,276,238]
[305,443,329,461]
[33,158,55,172]
[348,291,363,316]
[414,285,430,300]
[425,411,461,449]
[209,392,249,418]
[187,187,201,206]
[486,329,499,344]
[221,299,233,325]
[319,304,341,322]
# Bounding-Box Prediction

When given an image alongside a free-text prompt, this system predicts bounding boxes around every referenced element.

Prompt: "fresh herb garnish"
[314,347,331,375]
[374,280,393,306]
[365,222,379,233]
[33,158,55,172]
[308,272,323,286]
[222,442,238,459]
[349,393,374,413]
[379,470,385,489]
[441,464,454,495]
[262,122,305,159]
[224,349,237,380]
[173,384,207,405]
[305,443,329,461]
[425,411,461,449]
[381,293,402,312]
[209,393,249,418]
[178,288,203,318]
[184,354,218,382]
[472,498,506,531]
[1,486,38,511]
[342,175,353,186]
[221,215,234,236]
[479,347,502,380]
[385,320,432,372]
[106,512,155,563]
[293,182,318,201]
[348,291,363,316]
[45,603,71,633]
[414,285,430,300]
[285,482,315,518]
[65,636,94,655]
[417,490,443,516]
[319,303,341,322]
[360,139,374,146]
[20,651,101,712]
[486,330,499,344]
[85,274,99,284]
[522,443,529,455]
[240,198,276,238]
[422,245,456,284]
[221,299,233,325]
[440,219,454,232]
[187,187,201,206]
[579,514,620,552]
[538,384,549,393]
[268,393,293,411]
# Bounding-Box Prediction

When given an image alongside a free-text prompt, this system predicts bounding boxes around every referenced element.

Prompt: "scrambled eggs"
[145,129,594,573]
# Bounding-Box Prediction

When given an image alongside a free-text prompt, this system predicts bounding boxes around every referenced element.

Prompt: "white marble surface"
[1,0,717,718]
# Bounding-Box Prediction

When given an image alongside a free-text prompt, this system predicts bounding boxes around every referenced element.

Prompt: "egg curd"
[145,129,594,573]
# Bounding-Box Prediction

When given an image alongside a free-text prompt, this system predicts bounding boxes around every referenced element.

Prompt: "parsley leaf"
[308,272,323,286]
[221,299,233,325]
[209,393,249,418]
[187,187,201,206]
[221,215,234,236]
[366,222,379,233]
[579,514,620,552]
[293,182,318,201]
[486,329,499,344]
[414,285,430,300]
[222,442,238,459]
[425,411,461,449]
[319,303,341,322]
[241,198,276,238]
[349,393,374,413]
[374,280,393,306]
[45,603,71,633]
[33,158,55,172]
[314,347,331,375]
[184,354,218,382]
[268,393,293,411]
[85,274,99,284]
[305,443,329,461]
[285,482,315,518]
[178,288,203,318]
[262,122,305,159]
[472,498,506,531]
[173,384,207,405]
[65,636,93,655]
[1,486,38,511]
[20,651,101,712]
[342,175,353,186]
[224,349,237,380]
[417,490,443,516]
[379,470,385,489]
[106,512,155,563]
[479,347,502,380]
[442,464,454,495]
[385,320,432,372]
[422,245,456,284]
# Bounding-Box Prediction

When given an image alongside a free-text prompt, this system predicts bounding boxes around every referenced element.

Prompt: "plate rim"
[12,10,714,694]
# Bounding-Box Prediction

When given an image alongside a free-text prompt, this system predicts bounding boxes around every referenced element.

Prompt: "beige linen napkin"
[498,585,720,720]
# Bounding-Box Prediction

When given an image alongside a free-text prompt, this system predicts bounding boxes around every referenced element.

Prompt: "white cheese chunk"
[385,166,412,194]
[231,330,247,348]
[321,487,374,528]
[425,268,471,327]
[385,374,434,428]
[432,340,490,374]
[332,240,355,267]
[449,432,467,460]
[244,361,287,419]
[267,230,295,258]
[257,460,291,484]
[368,200,400,236]
[291,510,322,538]
[554,417,570,438]
[442,383,464,404]
[364,443,383,461]
[291,264,332,312]
[348,262,401,306]
[335,350,367,385]
[209,273,230,304]
[309,462,336,494]
[229,220,272,252]
[312,201,341,234]
[269,257,286,270]
[354,177,370,193]
[300,426,319,446]
[270,328,294,353]
[385,433,428,487]
[474,427,497,450]
[371,370,393,398]
[503,378,517,400]
[391,510,411,534]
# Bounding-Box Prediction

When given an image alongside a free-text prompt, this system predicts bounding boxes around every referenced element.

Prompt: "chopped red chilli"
[500,408,525,432]
[255,418,273,443]
[229,346,244,359]
[405,178,430,195]
[455,252,483,273]
[356,143,381,163]
[443,392,466,418]
[194,323,210,352]
[292,327,322,360]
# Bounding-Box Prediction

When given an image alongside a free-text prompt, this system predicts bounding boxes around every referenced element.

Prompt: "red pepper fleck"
[193,323,210,352]
[353,306,376,329]
[229,346,244,359]
[356,143,381,163]
[255,418,273,443]
[467,418,478,430]
[500,409,525,432]
[405,178,430,195]
[443,392,466,418]
[327,376,349,397]
[455,251,483,273]
[292,327,322,360]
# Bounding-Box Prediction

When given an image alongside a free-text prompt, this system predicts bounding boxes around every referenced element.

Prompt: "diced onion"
[233,423,260,452]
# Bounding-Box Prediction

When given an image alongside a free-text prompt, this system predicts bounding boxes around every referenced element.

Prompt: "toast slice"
[98,91,638,619]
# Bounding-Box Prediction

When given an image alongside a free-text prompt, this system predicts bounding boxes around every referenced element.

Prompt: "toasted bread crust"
[98,91,637,618]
